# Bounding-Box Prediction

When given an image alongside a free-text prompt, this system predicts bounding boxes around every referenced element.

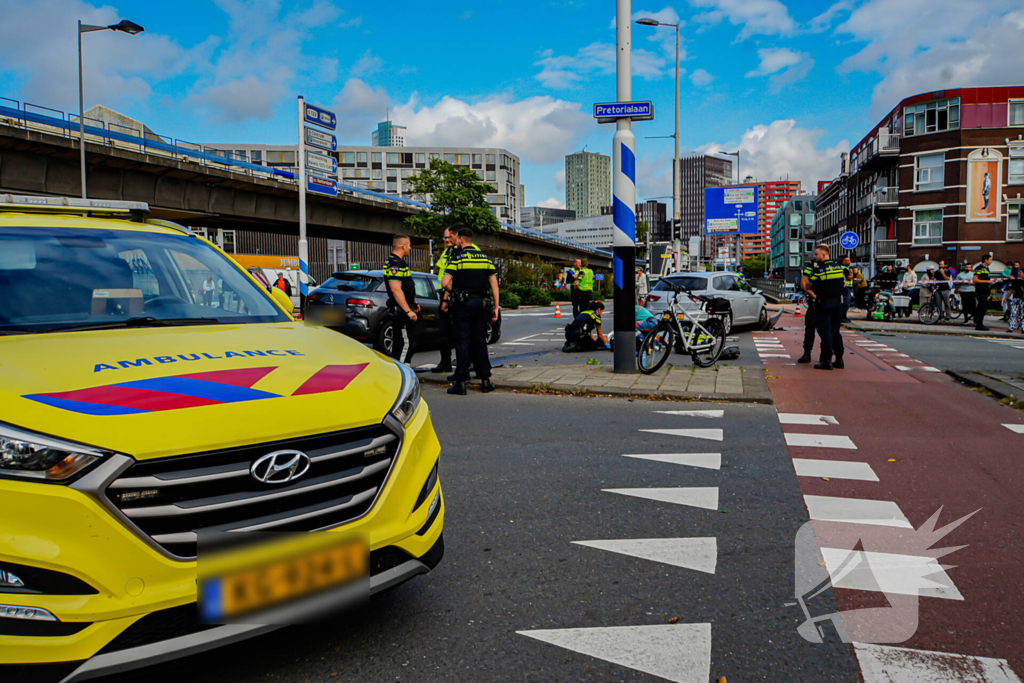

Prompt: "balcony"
[875,239,898,258]
[856,187,899,214]
[858,129,900,170]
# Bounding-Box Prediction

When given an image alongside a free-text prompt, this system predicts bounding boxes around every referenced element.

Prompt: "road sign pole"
[613,0,637,374]
[297,96,309,308]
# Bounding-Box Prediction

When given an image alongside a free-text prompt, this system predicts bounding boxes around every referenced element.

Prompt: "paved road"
[108,388,858,683]
[854,329,1024,376]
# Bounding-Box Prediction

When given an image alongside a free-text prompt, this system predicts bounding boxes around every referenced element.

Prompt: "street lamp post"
[78,19,144,199]
[636,18,680,253]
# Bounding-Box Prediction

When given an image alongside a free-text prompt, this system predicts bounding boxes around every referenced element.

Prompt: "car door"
[413,275,441,342]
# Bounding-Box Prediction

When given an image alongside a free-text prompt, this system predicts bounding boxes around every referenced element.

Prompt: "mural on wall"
[966,148,1003,222]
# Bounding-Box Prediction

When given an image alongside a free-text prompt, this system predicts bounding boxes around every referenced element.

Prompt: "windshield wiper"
[43,317,224,333]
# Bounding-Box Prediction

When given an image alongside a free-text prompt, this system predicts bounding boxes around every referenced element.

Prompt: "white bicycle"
[638,282,727,373]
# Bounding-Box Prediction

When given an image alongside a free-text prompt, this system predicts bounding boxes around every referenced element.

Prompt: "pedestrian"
[806,244,846,370]
[955,262,976,326]
[852,267,868,309]
[562,300,610,352]
[576,258,595,314]
[797,258,819,364]
[384,234,420,365]
[973,253,994,330]
[1002,261,1023,321]
[431,226,458,373]
[636,267,649,307]
[274,271,292,296]
[934,260,953,321]
[900,265,919,308]
[442,227,499,396]
[202,274,216,306]
[841,256,853,322]
[566,258,582,318]
[1007,267,1024,333]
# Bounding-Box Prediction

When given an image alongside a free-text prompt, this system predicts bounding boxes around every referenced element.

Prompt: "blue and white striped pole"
[613,0,637,374]
[297,95,309,311]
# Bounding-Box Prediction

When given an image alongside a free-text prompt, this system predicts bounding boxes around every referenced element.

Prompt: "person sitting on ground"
[563,301,609,352]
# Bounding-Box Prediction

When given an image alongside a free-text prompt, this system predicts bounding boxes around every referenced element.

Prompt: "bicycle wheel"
[638,323,674,375]
[918,302,939,325]
[950,296,962,319]
[690,317,726,368]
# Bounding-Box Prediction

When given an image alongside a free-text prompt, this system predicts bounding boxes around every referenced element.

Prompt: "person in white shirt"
[635,267,649,306]
[955,263,976,325]
[900,267,919,307]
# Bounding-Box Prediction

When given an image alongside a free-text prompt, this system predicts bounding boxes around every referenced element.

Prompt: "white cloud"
[534,42,668,88]
[690,68,716,86]
[618,7,687,60]
[835,1,1024,116]
[537,197,566,209]
[555,169,566,191]
[807,1,853,32]
[745,47,813,92]
[698,120,848,189]
[331,78,389,139]
[688,0,796,40]
[351,50,383,77]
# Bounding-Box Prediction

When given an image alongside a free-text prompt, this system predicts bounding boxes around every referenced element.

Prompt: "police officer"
[562,301,609,352]
[383,234,419,365]
[442,227,500,396]
[973,252,994,330]
[797,260,818,364]
[576,258,595,314]
[807,243,846,370]
[566,258,582,318]
[431,226,458,373]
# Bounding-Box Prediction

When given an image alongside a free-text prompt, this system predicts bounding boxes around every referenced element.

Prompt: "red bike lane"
[755,317,1024,679]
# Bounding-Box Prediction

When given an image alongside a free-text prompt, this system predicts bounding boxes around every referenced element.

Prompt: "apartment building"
[566,151,612,219]
[769,195,818,282]
[599,200,670,242]
[715,178,802,260]
[679,155,734,256]
[815,85,1024,275]
[371,120,406,147]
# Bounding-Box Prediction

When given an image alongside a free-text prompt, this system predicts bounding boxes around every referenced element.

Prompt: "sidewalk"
[419,363,772,403]
[844,313,1018,338]
[946,368,1024,402]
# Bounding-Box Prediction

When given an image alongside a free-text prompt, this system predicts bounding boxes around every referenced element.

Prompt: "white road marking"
[573,538,718,574]
[896,365,941,372]
[513,334,543,341]
[785,433,857,449]
[1004,424,1024,434]
[641,428,723,442]
[821,548,963,600]
[518,624,712,683]
[804,495,912,528]
[622,453,721,470]
[778,413,839,426]
[604,487,720,510]
[654,409,724,418]
[500,342,536,346]
[759,354,792,358]
[793,458,879,481]
[853,643,1022,683]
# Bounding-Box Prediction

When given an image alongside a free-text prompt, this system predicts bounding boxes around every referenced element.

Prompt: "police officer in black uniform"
[806,243,846,370]
[431,226,458,373]
[797,260,818,364]
[442,227,500,396]
[973,252,994,330]
[566,258,582,318]
[562,301,609,352]
[383,234,419,365]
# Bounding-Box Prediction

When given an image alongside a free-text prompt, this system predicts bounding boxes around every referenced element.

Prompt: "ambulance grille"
[104,425,399,559]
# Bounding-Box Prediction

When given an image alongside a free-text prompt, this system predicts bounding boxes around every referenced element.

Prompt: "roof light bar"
[0,194,150,215]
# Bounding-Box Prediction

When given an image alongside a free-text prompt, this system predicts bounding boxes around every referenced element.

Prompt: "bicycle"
[638,282,726,374]
[918,288,962,325]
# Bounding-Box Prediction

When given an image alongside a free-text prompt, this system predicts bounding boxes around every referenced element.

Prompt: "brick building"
[715,178,802,260]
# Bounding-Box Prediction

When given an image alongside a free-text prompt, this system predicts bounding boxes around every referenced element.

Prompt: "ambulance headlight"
[0,423,104,482]
[389,362,422,426]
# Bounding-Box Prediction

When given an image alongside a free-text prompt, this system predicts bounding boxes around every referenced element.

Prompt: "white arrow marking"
[641,428,723,441]
[517,623,712,683]
[574,538,717,574]
[622,453,721,470]
[653,410,724,418]
[604,487,719,510]
[1004,424,1024,434]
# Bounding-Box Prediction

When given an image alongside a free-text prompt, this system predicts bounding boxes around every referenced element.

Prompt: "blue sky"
[2,0,1023,210]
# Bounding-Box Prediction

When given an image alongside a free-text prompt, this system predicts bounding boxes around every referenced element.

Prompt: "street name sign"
[306,150,337,175]
[305,127,337,152]
[307,175,337,197]
[594,101,654,123]
[303,103,337,130]
[840,231,860,250]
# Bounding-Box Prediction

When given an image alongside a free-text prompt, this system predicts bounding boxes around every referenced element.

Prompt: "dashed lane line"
[654,409,724,418]
[820,548,963,600]
[778,413,839,426]
[784,433,858,449]
[793,458,879,481]
[803,494,913,528]
[895,365,942,372]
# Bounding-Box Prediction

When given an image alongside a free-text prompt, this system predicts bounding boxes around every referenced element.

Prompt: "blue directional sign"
[307,174,337,197]
[305,126,337,152]
[594,101,654,123]
[840,231,860,250]
[704,186,759,235]
[303,103,336,130]
[306,150,337,175]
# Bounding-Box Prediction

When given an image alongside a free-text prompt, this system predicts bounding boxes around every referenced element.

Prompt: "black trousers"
[437,306,454,369]
[813,299,844,363]
[576,290,592,316]
[453,298,491,381]
[390,308,418,364]
[960,291,976,322]
[571,289,581,318]
[564,328,600,351]
[974,287,990,328]
[802,306,817,356]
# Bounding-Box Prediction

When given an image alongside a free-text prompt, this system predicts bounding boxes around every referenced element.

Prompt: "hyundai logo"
[250,450,311,485]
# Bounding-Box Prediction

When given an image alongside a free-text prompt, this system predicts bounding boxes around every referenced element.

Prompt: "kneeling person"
[563,301,609,352]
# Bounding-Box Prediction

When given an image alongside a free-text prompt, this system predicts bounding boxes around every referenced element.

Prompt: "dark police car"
[306,270,502,356]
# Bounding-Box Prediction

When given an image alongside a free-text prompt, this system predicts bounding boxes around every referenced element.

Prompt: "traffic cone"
[794,306,802,318]
[554,303,562,318]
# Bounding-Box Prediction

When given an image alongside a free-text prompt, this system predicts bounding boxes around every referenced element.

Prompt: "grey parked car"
[305,270,502,355]
[644,271,768,334]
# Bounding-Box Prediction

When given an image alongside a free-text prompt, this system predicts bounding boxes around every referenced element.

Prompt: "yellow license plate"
[201,538,368,622]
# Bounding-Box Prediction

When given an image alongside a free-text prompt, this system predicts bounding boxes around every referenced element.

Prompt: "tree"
[740,254,767,278]
[636,219,650,243]
[403,158,501,240]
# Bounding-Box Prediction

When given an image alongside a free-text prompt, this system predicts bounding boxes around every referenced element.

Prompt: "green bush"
[506,284,552,307]
[549,289,572,302]
[500,290,521,309]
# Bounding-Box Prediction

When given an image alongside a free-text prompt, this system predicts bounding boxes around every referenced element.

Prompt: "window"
[486,170,496,182]
[789,213,802,227]
[445,154,456,164]
[472,154,483,165]
[712,275,739,291]
[250,150,262,163]
[486,154,495,164]
[415,153,425,164]
[221,230,236,254]
[357,152,367,163]
[915,153,945,191]
[372,169,382,180]
[413,277,434,300]
[341,152,355,164]
[790,240,800,254]
[1009,205,1023,241]
[913,209,943,245]
[789,228,800,239]
[805,213,815,225]
[372,152,381,163]
[387,152,401,164]
[904,97,960,136]
[1011,100,1024,126]
[429,153,440,160]
[1010,144,1024,184]
[789,255,801,267]
[386,181,397,192]
[805,241,815,253]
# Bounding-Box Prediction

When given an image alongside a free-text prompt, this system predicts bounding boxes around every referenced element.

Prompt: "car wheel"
[375,321,394,355]
[716,310,733,335]
[757,306,770,330]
